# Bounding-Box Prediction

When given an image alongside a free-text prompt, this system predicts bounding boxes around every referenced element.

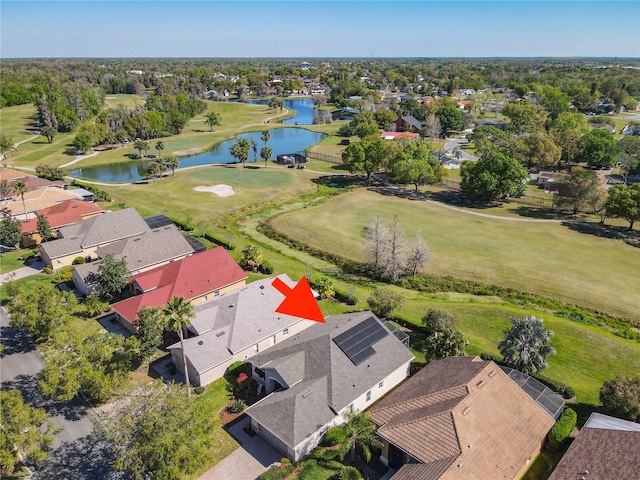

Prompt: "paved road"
[0,306,124,479]
[444,138,478,161]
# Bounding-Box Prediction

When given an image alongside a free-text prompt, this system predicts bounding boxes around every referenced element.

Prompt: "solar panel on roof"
[333,316,389,366]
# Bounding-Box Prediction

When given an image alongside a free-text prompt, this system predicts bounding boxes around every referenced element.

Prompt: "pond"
[250,98,316,125]
[69,99,325,183]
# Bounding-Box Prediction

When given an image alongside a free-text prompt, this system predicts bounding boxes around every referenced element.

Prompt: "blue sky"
[1,1,638,58]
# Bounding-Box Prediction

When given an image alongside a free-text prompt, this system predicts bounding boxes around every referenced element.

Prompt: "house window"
[255,367,265,380]
[378,381,384,389]
[270,335,276,346]
[254,344,259,354]
[214,291,220,297]
[366,390,371,402]
[283,328,289,337]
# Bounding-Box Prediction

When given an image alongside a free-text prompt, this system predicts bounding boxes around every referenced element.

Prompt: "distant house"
[548,413,640,480]
[0,187,84,220]
[369,356,557,479]
[621,123,640,135]
[589,123,616,134]
[475,118,508,130]
[111,247,247,332]
[20,200,105,247]
[72,223,194,296]
[276,153,308,165]
[535,171,559,190]
[393,115,423,132]
[380,131,419,141]
[246,311,414,461]
[167,274,318,387]
[310,86,326,95]
[457,100,472,110]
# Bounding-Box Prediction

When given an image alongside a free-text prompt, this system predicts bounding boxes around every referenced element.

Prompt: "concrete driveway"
[199,416,281,480]
[0,306,124,479]
[0,258,46,284]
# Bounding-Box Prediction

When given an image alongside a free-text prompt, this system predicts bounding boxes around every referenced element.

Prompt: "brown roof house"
[246,312,414,461]
[548,412,640,480]
[369,356,557,480]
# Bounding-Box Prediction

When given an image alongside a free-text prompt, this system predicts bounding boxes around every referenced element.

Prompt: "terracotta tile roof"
[548,428,640,480]
[0,169,66,190]
[371,357,556,480]
[0,187,81,217]
[111,247,247,324]
[21,200,105,233]
[393,458,458,480]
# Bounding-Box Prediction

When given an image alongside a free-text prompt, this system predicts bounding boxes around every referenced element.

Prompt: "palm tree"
[260,146,272,168]
[134,139,147,159]
[251,139,258,162]
[338,407,382,463]
[498,315,556,375]
[261,130,270,146]
[164,296,195,395]
[165,156,179,176]
[13,181,29,215]
[155,140,165,158]
[229,138,251,168]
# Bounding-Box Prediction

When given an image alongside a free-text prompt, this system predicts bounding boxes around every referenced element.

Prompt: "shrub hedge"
[548,408,577,451]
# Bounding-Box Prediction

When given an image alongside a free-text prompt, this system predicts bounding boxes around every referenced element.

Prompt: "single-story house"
[111,247,247,332]
[246,311,414,461]
[72,223,194,296]
[393,115,423,132]
[369,356,557,480]
[21,200,105,247]
[381,131,419,141]
[0,187,82,220]
[167,274,318,387]
[589,123,616,134]
[621,123,640,135]
[276,153,308,165]
[475,118,508,130]
[548,413,640,480]
[39,207,150,268]
[0,168,67,191]
[535,171,559,190]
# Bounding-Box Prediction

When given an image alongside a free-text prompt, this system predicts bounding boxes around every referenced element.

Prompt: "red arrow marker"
[272,276,325,323]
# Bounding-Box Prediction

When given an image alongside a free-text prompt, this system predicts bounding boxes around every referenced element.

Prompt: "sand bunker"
[194,185,236,197]
[172,147,202,156]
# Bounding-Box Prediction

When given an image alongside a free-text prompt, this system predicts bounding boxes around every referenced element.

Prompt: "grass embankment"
[269,189,640,321]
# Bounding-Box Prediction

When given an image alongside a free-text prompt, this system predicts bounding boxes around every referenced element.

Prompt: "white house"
[245,312,414,461]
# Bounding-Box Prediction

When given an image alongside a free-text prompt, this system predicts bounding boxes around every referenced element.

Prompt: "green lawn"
[0,103,40,145]
[270,189,640,321]
[187,378,240,479]
[100,165,322,243]
[0,249,37,274]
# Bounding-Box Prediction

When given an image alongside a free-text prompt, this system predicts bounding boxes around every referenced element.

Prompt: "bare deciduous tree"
[382,216,408,282]
[364,215,389,273]
[425,114,442,141]
[407,230,431,276]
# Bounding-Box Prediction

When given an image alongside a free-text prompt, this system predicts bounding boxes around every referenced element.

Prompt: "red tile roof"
[380,132,419,140]
[111,247,247,324]
[21,200,105,234]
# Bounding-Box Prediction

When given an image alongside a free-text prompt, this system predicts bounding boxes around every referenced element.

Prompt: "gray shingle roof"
[246,312,414,449]
[41,208,149,259]
[74,225,193,286]
[168,274,306,374]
